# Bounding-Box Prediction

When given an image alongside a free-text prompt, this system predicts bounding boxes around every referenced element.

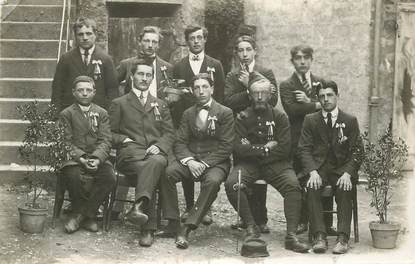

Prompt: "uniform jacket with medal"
[109,91,175,165]
[233,105,292,171]
[174,99,234,172]
[51,46,119,112]
[297,109,363,182]
[59,103,112,168]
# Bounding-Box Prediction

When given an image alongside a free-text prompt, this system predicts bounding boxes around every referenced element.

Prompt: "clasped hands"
[241,138,278,153]
[80,157,100,172]
[307,170,353,191]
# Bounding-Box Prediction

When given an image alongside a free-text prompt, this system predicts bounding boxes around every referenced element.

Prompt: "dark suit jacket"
[59,103,112,167]
[280,72,323,155]
[297,109,363,182]
[51,46,119,112]
[233,105,292,170]
[224,64,278,114]
[116,56,172,96]
[109,91,175,165]
[174,99,234,171]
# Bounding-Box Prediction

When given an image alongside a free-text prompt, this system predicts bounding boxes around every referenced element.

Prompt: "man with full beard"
[224,73,310,253]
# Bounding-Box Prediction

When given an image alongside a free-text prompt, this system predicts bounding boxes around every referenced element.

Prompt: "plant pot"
[369,221,401,249]
[18,205,48,234]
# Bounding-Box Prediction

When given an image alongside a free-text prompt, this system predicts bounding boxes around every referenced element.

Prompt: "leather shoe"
[180,211,189,223]
[125,202,148,226]
[230,219,247,230]
[155,220,179,238]
[258,223,270,234]
[139,230,155,247]
[201,210,213,226]
[285,233,310,253]
[175,225,191,249]
[312,232,328,253]
[64,214,85,234]
[332,233,349,254]
[245,224,260,240]
[81,218,98,232]
[326,226,337,236]
[295,223,308,234]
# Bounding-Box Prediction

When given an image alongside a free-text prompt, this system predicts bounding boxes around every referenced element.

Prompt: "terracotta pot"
[369,221,400,249]
[18,205,48,234]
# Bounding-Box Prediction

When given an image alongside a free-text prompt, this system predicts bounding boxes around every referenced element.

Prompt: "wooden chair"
[308,185,359,243]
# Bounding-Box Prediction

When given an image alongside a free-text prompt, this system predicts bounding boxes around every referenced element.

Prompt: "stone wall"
[244,0,372,130]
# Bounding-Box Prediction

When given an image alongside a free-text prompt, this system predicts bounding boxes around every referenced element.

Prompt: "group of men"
[51,17,363,255]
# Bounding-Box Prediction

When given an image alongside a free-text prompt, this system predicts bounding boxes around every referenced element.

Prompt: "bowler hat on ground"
[240,237,269,258]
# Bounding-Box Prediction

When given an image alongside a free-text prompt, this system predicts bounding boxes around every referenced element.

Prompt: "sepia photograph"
[0,0,414,263]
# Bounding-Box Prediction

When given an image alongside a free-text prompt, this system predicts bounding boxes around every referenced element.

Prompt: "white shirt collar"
[78,104,91,112]
[189,51,205,61]
[241,59,255,72]
[198,98,213,108]
[322,107,339,119]
[295,70,311,82]
[132,88,149,99]
[79,45,95,56]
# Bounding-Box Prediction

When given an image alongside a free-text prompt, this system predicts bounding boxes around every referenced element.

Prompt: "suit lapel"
[183,56,195,80]
[145,94,157,113]
[74,104,92,131]
[332,110,346,146]
[127,91,145,113]
[155,57,163,94]
[70,48,88,73]
[292,73,303,91]
[200,55,208,73]
[317,111,330,143]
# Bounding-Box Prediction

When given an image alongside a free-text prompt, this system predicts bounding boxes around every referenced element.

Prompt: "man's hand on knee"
[187,160,206,180]
[145,145,160,155]
[336,172,352,191]
[307,170,322,190]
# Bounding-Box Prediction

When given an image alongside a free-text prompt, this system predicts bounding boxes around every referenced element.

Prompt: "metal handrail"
[65,0,72,51]
[57,0,68,62]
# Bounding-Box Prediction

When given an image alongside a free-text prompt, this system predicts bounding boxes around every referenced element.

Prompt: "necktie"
[327,112,333,139]
[301,74,311,95]
[139,92,145,105]
[192,54,200,61]
[83,49,89,66]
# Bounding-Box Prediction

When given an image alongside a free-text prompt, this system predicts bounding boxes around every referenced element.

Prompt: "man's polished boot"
[201,209,213,226]
[139,230,155,247]
[155,219,180,238]
[64,213,85,234]
[125,200,148,226]
[312,232,328,253]
[332,233,349,254]
[175,225,192,249]
[285,232,310,253]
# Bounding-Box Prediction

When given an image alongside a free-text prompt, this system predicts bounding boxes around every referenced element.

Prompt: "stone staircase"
[0,0,73,183]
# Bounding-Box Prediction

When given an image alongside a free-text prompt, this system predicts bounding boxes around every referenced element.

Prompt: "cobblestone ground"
[0,175,414,264]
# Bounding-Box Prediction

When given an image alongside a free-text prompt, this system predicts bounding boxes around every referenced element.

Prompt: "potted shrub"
[17,101,68,233]
[361,123,409,249]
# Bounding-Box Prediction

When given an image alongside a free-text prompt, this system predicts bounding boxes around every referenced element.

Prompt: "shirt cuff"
[180,157,194,166]
[199,160,210,168]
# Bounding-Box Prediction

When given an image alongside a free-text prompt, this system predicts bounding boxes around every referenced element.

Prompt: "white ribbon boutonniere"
[265,121,275,141]
[91,59,102,80]
[89,112,99,132]
[207,66,216,83]
[150,102,162,121]
[335,122,348,143]
[207,115,218,136]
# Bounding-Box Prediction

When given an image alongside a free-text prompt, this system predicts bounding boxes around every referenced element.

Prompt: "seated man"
[109,59,175,247]
[297,80,363,254]
[60,75,116,234]
[159,73,234,249]
[224,73,310,253]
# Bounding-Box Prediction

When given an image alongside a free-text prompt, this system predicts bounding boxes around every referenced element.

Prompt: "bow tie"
[191,54,200,61]
[196,105,209,112]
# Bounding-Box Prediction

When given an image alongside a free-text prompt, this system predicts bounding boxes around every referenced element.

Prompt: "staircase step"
[1,5,74,22]
[0,39,66,58]
[0,58,57,78]
[0,98,50,119]
[8,0,64,5]
[0,164,51,185]
[0,78,52,98]
[0,119,28,141]
[0,142,48,166]
[0,22,64,39]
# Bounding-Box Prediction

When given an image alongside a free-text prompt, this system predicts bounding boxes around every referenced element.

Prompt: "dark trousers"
[160,161,227,228]
[307,163,353,237]
[225,162,301,234]
[119,154,167,230]
[62,162,116,218]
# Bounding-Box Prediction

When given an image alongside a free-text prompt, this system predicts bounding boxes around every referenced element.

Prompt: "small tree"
[361,123,408,223]
[18,101,69,209]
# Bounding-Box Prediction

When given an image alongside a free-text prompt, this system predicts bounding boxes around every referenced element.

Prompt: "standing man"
[59,76,116,234]
[172,25,226,224]
[224,35,279,233]
[51,17,118,112]
[297,80,363,254]
[279,44,333,234]
[109,59,175,247]
[117,26,172,96]
[159,73,234,249]
[225,73,310,253]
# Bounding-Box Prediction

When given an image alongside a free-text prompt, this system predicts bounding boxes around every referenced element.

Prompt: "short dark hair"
[73,75,95,89]
[73,17,97,35]
[316,79,338,95]
[235,35,256,50]
[290,44,314,60]
[184,25,208,41]
[139,26,163,42]
[191,73,214,87]
[130,59,154,75]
